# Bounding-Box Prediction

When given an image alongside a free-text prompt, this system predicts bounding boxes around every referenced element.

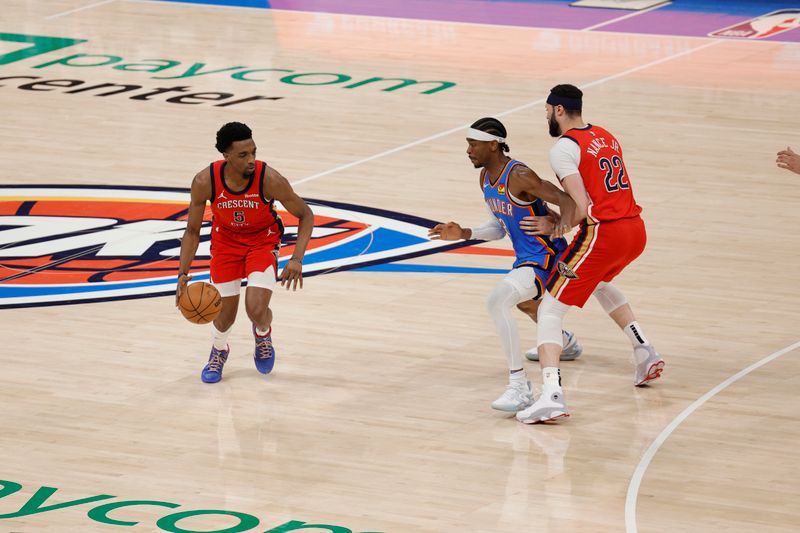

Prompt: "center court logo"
[0,185,471,309]
[0,32,456,95]
[0,478,381,532]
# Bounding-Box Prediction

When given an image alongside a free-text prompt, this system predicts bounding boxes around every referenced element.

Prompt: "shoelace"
[206,350,227,373]
[255,337,273,360]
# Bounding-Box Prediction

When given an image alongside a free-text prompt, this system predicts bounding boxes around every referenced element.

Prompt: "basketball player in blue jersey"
[428,117,583,412]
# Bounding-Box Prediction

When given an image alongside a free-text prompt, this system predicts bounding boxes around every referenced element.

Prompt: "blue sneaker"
[253,324,276,374]
[201,345,229,383]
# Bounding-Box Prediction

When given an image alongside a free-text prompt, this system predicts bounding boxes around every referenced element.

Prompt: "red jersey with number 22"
[209,160,283,248]
[561,125,641,223]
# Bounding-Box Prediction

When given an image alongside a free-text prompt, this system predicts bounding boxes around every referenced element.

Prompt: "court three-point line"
[625,339,800,533]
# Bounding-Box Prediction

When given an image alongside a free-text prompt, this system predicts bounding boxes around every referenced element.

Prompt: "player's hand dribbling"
[280,257,303,291]
[428,222,467,241]
[520,216,556,236]
[175,272,192,306]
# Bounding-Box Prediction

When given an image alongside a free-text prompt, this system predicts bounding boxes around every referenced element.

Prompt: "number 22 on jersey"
[599,155,630,193]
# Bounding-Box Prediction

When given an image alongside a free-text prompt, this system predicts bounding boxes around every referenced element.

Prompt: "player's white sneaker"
[491,381,533,412]
[633,344,665,386]
[525,330,583,362]
[516,389,570,424]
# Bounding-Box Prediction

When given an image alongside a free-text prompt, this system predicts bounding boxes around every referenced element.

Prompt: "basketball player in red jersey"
[516,84,664,424]
[176,122,314,383]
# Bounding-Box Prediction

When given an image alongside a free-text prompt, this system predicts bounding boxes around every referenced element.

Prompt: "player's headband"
[546,94,582,111]
[466,128,505,143]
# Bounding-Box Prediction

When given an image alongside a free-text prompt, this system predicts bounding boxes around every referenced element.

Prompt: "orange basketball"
[178,282,222,324]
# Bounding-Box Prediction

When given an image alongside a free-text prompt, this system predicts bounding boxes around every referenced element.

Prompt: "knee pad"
[536,292,571,347]
[503,267,541,300]
[593,282,628,314]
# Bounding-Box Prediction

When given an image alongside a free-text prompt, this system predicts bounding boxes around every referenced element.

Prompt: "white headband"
[466,128,505,143]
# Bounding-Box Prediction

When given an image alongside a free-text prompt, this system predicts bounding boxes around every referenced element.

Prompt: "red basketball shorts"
[210,232,279,286]
[546,216,646,308]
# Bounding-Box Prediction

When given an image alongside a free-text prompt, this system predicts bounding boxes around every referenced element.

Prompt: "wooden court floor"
[2,1,799,532]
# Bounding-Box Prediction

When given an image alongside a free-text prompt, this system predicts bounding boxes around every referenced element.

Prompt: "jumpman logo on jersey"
[266,228,276,236]
[217,191,228,201]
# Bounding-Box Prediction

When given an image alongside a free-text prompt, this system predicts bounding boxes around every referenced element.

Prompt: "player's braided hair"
[470,117,510,153]
[215,122,253,153]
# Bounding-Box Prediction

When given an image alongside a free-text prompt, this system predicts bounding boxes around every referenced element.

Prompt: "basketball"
[178,282,222,324]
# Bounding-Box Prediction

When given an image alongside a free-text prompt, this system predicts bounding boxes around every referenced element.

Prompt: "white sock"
[624,321,649,347]
[211,324,231,350]
[510,369,528,386]
[542,367,562,392]
[255,325,271,337]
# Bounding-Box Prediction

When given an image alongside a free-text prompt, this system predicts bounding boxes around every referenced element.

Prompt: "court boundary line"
[45,0,117,20]
[581,2,671,31]
[291,39,721,186]
[625,339,800,533]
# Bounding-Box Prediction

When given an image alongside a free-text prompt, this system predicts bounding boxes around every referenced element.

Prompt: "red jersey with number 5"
[562,125,642,223]
[209,160,283,247]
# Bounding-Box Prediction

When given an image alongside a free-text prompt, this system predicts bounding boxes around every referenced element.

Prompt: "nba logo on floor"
[710,9,800,39]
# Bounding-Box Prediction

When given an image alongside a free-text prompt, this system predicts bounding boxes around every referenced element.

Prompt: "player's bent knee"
[213,311,236,332]
[487,280,522,314]
[516,299,538,318]
[593,281,628,314]
[244,302,268,323]
[536,293,570,347]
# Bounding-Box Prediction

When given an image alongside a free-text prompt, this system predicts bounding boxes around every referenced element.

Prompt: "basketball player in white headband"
[429,117,582,413]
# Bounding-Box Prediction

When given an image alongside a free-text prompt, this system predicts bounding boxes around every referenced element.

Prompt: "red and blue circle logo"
[0,185,506,308]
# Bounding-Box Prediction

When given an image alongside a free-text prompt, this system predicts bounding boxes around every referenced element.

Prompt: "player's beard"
[548,114,562,137]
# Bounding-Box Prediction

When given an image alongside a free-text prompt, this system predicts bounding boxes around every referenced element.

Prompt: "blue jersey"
[483,159,566,269]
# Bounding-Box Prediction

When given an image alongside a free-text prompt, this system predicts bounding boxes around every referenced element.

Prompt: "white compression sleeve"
[487,279,534,371]
[470,205,506,241]
[470,216,506,241]
[592,281,628,314]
